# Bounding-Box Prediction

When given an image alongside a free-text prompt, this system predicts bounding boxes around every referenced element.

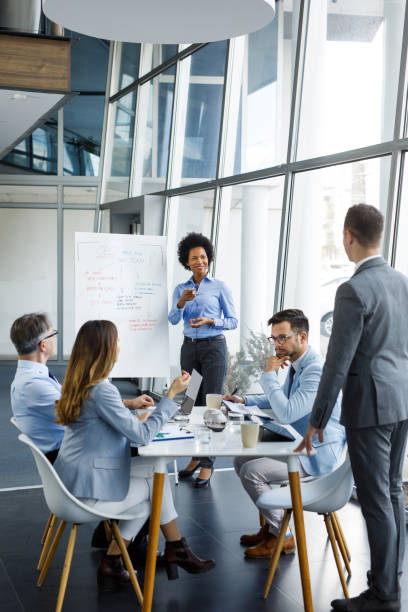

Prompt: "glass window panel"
[132,68,175,196]
[63,209,95,357]
[63,186,98,205]
[216,178,284,365]
[111,42,141,94]
[66,29,109,93]
[0,209,58,358]
[222,4,299,176]
[64,96,105,176]
[394,155,408,276]
[167,190,214,378]
[190,41,227,76]
[0,115,58,175]
[173,42,227,188]
[297,0,405,159]
[0,185,57,204]
[284,157,391,357]
[102,91,136,202]
[141,44,178,75]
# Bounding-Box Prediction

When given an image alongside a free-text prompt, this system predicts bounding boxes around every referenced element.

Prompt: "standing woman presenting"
[168,232,238,487]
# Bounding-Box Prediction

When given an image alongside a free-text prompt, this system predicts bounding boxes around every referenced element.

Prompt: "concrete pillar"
[240,184,269,347]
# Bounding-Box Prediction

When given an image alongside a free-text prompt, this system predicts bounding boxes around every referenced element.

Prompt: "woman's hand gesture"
[177,289,196,308]
[166,371,190,399]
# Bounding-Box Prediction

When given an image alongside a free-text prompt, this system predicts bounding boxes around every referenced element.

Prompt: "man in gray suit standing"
[297,204,408,612]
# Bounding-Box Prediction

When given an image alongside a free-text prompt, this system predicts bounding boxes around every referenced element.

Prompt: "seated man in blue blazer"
[224,308,346,558]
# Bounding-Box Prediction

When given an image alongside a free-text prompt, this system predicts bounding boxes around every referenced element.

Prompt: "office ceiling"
[0,88,74,158]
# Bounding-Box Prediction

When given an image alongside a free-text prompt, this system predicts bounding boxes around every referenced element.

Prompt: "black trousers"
[347,419,408,601]
[180,335,228,469]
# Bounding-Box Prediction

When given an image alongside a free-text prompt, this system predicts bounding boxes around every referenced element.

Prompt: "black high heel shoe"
[178,461,201,479]
[164,538,215,580]
[193,467,214,488]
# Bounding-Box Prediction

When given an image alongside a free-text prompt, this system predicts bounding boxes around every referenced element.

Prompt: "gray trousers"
[234,456,307,536]
[347,419,408,602]
[181,335,228,468]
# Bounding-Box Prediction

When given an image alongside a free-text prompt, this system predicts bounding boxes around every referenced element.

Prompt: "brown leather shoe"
[245,533,296,559]
[97,554,135,590]
[164,537,216,580]
[240,524,269,546]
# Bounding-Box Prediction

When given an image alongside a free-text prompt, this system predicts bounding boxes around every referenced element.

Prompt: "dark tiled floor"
[1,366,407,611]
[3,471,407,612]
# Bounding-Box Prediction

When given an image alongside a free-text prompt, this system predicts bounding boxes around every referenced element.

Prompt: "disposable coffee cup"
[206,394,222,409]
[241,422,260,448]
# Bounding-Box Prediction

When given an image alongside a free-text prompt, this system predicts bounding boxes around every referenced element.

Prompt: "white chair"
[18,434,150,612]
[256,454,354,599]
[10,416,59,568]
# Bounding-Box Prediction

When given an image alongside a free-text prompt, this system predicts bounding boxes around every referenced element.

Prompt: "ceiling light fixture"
[10,93,28,101]
[43,0,275,44]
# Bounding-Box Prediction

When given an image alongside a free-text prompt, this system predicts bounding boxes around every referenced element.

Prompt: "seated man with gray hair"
[10,313,64,463]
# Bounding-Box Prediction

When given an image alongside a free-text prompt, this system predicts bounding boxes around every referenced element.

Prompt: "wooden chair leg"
[323,514,349,598]
[37,521,66,586]
[37,514,58,570]
[332,511,351,561]
[330,512,351,575]
[41,512,54,544]
[259,512,266,527]
[111,521,143,606]
[55,524,77,612]
[103,520,112,543]
[263,509,292,599]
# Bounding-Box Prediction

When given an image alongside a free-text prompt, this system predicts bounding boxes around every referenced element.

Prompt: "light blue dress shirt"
[245,347,346,476]
[168,275,238,339]
[10,360,64,453]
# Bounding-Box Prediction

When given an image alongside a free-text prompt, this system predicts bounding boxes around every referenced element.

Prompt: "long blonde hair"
[55,320,118,425]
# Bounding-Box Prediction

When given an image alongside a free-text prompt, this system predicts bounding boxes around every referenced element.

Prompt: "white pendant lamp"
[43,0,275,44]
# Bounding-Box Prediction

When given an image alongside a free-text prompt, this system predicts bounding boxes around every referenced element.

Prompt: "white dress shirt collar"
[355,254,382,271]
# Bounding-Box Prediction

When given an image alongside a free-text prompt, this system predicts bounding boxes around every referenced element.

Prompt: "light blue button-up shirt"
[168,275,238,339]
[10,360,64,453]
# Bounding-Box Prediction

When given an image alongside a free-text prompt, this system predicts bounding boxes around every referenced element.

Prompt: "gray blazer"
[54,380,178,501]
[311,257,408,430]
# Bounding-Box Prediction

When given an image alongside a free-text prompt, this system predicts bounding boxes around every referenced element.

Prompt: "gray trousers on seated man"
[234,456,307,535]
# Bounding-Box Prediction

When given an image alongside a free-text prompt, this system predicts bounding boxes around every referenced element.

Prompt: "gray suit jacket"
[311,257,408,430]
[54,380,178,501]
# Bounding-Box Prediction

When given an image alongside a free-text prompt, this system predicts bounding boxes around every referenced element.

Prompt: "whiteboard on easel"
[75,232,169,378]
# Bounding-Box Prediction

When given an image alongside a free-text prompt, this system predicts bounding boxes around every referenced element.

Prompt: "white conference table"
[137,407,315,612]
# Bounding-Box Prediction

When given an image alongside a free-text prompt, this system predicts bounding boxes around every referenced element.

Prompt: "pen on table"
[231,387,238,396]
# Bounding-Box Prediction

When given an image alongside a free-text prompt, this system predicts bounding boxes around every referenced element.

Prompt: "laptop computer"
[178,369,203,415]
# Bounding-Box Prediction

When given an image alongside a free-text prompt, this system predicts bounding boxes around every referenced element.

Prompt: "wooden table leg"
[142,459,166,612]
[287,456,313,612]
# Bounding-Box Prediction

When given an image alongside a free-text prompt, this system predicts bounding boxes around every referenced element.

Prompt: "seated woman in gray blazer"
[54,320,215,590]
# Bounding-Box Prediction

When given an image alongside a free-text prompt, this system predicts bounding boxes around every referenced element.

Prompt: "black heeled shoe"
[164,538,215,580]
[97,555,135,591]
[193,467,214,488]
[178,461,201,479]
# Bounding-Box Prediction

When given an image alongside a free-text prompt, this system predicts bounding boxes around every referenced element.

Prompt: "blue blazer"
[246,347,345,476]
[54,380,178,501]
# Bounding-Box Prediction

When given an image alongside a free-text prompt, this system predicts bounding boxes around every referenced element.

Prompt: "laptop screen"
[179,369,203,415]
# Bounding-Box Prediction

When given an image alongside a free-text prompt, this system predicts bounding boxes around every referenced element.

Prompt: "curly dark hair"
[177,232,214,270]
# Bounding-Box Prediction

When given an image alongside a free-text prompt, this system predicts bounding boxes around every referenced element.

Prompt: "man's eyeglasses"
[39,330,58,343]
[267,332,298,345]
